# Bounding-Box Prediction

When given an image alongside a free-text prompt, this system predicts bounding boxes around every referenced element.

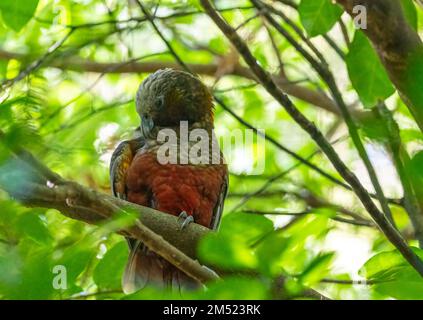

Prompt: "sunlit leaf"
[400,129,423,143]
[404,50,423,125]
[0,0,420,301]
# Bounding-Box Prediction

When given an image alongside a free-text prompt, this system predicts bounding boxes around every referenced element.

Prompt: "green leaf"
[360,248,423,299]
[93,241,128,290]
[198,233,258,270]
[15,212,52,245]
[408,151,423,181]
[123,286,184,300]
[358,115,390,142]
[243,89,264,120]
[256,215,331,277]
[1,241,55,299]
[201,276,269,299]
[209,37,227,55]
[0,60,7,79]
[0,245,22,295]
[346,31,395,108]
[298,253,334,286]
[187,0,202,10]
[219,213,274,243]
[55,244,94,291]
[298,0,343,37]
[0,0,39,32]
[20,248,55,299]
[400,129,423,143]
[374,281,423,300]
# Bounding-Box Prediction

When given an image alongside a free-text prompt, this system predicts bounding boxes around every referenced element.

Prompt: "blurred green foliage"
[0,0,422,300]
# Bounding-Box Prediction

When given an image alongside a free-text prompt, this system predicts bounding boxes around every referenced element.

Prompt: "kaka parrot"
[110,69,228,292]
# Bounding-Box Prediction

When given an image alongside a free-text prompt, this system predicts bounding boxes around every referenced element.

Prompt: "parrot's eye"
[155,96,165,110]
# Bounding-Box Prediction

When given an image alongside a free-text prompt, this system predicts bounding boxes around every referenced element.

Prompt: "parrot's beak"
[141,115,154,138]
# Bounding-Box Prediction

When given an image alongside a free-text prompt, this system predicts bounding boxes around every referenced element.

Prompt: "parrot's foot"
[178,211,194,230]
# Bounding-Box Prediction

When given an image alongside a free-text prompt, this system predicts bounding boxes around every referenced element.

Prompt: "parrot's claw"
[178,211,194,230]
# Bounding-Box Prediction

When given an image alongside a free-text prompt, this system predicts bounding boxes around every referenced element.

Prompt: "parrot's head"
[136,68,213,138]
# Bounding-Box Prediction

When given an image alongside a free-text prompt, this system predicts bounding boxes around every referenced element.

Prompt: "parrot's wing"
[210,168,228,231]
[110,138,144,200]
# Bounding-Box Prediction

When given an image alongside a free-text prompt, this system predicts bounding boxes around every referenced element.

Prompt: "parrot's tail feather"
[122,241,200,294]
